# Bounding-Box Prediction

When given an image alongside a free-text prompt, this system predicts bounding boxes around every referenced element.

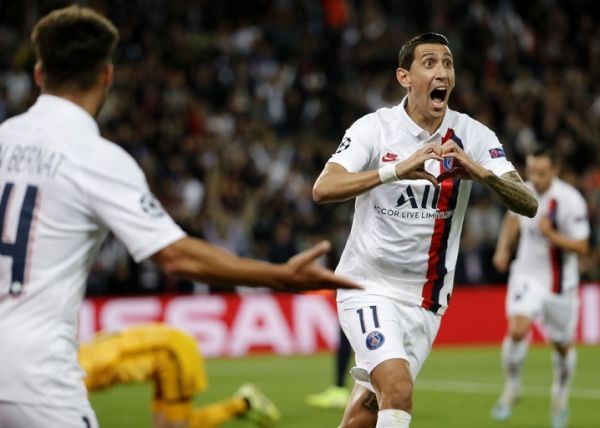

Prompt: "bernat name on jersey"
[0,142,66,178]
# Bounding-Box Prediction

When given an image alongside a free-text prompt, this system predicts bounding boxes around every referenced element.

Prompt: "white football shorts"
[338,294,441,392]
[0,401,98,428]
[506,275,579,344]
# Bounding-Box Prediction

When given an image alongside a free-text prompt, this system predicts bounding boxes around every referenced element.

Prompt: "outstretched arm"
[152,237,359,291]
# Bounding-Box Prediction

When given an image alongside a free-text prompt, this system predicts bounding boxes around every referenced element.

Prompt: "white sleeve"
[83,144,186,262]
[560,190,590,241]
[470,123,515,177]
[326,116,374,173]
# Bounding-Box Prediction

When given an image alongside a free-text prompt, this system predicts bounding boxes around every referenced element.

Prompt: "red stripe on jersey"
[548,199,563,294]
[422,178,455,310]
[550,247,563,294]
[441,128,454,144]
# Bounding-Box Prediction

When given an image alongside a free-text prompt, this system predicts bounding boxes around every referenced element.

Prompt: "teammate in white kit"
[312,33,538,428]
[491,148,589,428]
[0,6,357,428]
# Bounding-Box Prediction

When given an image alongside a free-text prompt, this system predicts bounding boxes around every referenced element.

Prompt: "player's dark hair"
[31,5,119,92]
[529,146,559,166]
[398,32,449,70]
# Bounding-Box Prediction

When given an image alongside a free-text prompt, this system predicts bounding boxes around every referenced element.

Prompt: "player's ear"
[396,67,410,89]
[34,61,44,89]
[100,63,114,88]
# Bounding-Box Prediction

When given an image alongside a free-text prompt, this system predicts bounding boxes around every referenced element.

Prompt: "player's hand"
[394,143,442,186]
[281,241,361,292]
[492,249,510,273]
[437,141,491,182]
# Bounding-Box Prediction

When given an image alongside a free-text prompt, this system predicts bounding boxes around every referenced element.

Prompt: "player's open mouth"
[430,87,447,108]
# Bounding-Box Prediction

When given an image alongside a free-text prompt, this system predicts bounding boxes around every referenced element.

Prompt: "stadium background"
[1,0,599,427]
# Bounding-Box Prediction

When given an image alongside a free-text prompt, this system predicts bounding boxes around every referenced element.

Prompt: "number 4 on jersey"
[0,182,39,296]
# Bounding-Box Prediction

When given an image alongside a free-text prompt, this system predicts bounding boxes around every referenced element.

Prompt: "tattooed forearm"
[483,171,538,217]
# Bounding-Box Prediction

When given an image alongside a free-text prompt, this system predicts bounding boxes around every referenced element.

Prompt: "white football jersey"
[0,95,186,407]
[510,178,589,292]
[331,97,515,314]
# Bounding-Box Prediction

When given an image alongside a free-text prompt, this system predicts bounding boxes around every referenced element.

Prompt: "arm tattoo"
[483,171,538,218]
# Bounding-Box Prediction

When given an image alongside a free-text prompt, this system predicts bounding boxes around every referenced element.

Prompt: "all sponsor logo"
[373,183,455,220]
[396,184,439,210]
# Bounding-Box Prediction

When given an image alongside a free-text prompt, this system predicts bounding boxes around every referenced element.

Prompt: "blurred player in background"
[80,323,279,428]
[313,32,537,428]
[0,5,357,428]
[491,147,590,428]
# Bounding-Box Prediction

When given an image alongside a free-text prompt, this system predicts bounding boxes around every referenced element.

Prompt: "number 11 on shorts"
[357,305,380,334]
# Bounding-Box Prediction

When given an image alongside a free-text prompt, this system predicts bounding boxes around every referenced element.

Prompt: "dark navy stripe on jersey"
[548,198,563,294]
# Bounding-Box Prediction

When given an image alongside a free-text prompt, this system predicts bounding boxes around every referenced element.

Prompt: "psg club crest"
[440,128,463,172]
[365,331,385,350]
[441,156,454,172]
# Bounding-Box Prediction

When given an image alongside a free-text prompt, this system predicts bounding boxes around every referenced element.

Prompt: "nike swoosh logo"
[381,152,398,162]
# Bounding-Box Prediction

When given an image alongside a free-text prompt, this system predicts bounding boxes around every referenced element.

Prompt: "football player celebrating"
[313,32,537,428]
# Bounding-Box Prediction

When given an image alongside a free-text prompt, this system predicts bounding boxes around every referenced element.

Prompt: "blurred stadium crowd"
[1,0,598,295]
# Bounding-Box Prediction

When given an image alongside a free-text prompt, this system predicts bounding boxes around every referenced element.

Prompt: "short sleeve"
[560,190,590,241]
[82,143,186,262]
[326,116,374,173]
[470,123,515,177]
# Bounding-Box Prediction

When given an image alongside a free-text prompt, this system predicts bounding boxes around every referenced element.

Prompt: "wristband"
[378,163,399,184]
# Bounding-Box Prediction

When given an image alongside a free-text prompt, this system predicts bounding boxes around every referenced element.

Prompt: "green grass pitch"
[90,345,600,427]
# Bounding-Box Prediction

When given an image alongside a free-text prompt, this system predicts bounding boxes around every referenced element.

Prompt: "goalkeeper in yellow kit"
[79,323,280,428]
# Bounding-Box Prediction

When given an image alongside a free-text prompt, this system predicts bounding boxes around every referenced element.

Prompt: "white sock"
[499,335,529,406]
[501,336,529,388]
[552,348,576,405]
[376,409,411,428]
